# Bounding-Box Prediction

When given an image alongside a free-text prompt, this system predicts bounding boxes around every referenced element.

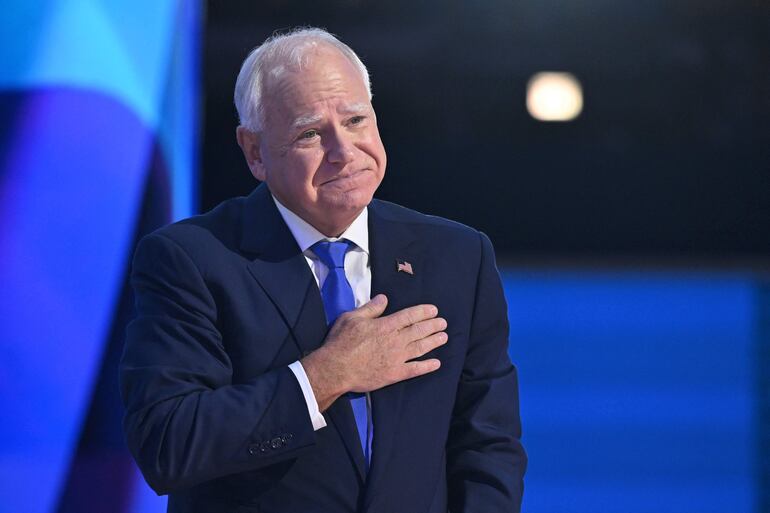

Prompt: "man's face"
[239,45,387,236]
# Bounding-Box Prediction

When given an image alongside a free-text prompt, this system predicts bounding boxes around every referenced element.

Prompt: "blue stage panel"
[502,270,755,513]
[0,2,200,512]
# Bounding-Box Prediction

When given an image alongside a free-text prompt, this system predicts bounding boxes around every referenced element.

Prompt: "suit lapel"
[326,398,368,481]
[365,201,423,503]
[241,185,327,359]
[241,184,368,483]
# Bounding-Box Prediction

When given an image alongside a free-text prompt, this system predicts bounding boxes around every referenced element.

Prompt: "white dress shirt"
[272,195,372,431]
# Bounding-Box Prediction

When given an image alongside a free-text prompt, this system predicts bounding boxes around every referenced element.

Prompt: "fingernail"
[372,294,385,305]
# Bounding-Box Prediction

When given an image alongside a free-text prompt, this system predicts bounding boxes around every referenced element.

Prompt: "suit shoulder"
[371,198,484,243]
[141,195,247,252]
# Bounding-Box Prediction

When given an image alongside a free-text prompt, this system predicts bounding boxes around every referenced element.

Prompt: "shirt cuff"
[288,360,327,431]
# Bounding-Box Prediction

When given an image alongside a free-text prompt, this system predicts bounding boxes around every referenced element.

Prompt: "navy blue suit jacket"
[120,184,526,512]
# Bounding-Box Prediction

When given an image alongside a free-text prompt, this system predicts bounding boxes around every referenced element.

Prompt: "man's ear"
[236,126,267,181]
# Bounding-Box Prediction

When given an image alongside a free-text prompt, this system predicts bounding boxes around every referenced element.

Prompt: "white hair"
[234,27,372,132]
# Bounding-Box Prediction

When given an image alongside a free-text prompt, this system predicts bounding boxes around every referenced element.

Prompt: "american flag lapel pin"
[396,259,414,275]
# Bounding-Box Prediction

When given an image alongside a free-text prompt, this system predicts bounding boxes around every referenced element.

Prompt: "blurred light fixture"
[526,72,583,122]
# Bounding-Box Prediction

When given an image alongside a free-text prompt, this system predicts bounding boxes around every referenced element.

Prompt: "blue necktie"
[312,240,373,467]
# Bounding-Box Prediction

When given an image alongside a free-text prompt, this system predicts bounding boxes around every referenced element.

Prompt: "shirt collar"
[271,194,369,254]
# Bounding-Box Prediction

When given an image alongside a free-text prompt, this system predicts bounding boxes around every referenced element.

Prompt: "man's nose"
[326,131,356,165]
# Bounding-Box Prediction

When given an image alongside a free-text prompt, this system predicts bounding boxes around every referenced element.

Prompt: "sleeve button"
[270,437,284,449]
[248,444,260,455]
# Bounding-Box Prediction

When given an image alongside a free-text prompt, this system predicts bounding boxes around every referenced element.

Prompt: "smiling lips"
[321,168,369,186]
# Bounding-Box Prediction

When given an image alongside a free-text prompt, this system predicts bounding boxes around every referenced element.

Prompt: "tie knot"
[312,240,353,269]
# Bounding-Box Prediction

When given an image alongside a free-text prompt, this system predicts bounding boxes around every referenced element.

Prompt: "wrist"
[301,346,349,410]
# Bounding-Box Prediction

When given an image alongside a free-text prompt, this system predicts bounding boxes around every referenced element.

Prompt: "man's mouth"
[321,168,368,185]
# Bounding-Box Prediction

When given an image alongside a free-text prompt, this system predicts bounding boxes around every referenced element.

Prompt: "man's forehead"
[262,45,371,129]
[267,45,361,92]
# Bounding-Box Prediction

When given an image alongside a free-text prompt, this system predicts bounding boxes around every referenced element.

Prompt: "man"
[120,28,526,512]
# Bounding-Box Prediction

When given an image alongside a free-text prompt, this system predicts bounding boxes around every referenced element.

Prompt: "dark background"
[201,0,769,261]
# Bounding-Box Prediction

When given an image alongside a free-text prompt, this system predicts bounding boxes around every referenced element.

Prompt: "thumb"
[353,294,388,318]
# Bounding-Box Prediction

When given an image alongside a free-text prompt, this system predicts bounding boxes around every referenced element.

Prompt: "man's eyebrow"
[291,104,370,129]
[339,103,368,115]
[291,113,323,130]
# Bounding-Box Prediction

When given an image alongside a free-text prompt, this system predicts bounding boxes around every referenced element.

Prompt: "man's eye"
[350,116,365,125]
[300,129,318,140]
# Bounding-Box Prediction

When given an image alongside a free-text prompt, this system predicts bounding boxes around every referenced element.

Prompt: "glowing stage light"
[526,72,583,122]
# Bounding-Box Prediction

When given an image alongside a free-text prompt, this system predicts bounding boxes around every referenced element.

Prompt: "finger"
[402,358,441,379]
[399,317,447,344]
[350,294,388,319]
[406,331,448,360]
[384,304,438,331]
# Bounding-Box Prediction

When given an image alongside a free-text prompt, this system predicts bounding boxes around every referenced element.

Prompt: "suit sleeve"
[119,232,316,495]
[446,231,527,512]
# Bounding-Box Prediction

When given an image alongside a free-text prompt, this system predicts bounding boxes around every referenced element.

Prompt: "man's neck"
[270,195,359,237]
[271,194,369,253]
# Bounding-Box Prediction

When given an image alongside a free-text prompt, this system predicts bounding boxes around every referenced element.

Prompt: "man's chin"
[320,188,375,212]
